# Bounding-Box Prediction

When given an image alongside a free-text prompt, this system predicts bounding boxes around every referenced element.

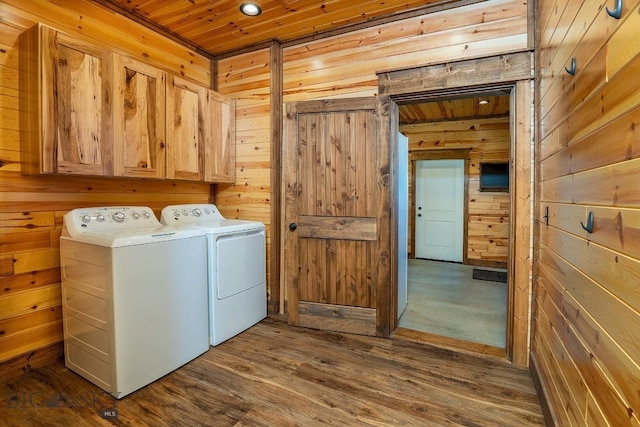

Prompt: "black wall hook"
[606,0,623,19]
[565,57,577,75]
[581,211,594,233]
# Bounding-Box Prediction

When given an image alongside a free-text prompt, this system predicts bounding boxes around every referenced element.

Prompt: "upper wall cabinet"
[113,55,166,179]
[19,24,235,183]
[205,91,236,183]
[165,75,205,181]
[165,76,236,182]
[20,24,113,176]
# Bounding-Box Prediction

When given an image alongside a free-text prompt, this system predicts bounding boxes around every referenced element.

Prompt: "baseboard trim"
[0,342,64,383]
[529,352,557,427]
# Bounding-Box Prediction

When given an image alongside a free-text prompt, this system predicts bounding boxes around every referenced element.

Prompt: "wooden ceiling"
[93,0,480,57]
[398,94,511,124]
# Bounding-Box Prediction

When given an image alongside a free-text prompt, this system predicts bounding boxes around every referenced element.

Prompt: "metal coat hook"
[606,0,623,19]
[565,57,577,75]
[543,206,549,226]
[581,211,594,233]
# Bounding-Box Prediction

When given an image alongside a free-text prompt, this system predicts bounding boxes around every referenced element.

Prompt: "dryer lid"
[160,204,265,233]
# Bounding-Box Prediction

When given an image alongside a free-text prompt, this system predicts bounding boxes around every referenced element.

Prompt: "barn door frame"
[378,51,534,367]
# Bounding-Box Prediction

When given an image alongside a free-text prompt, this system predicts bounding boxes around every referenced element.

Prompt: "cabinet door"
[40,26,112,175]
[204,91,236,183]
[165,75,205,181]
[113,55,166,179]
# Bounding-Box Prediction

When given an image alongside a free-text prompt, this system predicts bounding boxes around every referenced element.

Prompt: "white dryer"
[161,204,266,346]
[60,206,209,398]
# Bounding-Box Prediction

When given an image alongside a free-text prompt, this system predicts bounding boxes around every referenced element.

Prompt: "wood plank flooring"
[1,318,545,426]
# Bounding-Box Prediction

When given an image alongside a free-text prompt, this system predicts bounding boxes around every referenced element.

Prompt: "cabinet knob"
[289,223,297,231]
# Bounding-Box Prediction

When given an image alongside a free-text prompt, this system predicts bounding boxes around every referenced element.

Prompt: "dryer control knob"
[182,209,189,216]
[132,212,141,220]
[173,210,180,217]
[192,208,202,217]
[96,214,105,222]
[113,212,125,222]
[81,214,91,223]
[142,211,151,219]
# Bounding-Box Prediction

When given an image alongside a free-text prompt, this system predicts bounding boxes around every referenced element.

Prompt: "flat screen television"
[479,162,509,192]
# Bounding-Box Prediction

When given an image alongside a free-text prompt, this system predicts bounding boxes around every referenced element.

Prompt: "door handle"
[289,222,297,231]
[417,214,422,217]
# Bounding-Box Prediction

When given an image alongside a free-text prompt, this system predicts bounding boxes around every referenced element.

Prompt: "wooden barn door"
[283,97,393,337]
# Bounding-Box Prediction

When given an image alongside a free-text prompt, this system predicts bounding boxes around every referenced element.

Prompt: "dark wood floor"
[2,318,545,426]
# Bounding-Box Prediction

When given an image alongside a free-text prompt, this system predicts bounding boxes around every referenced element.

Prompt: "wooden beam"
[378,51,533,99]
[270,40,283,316]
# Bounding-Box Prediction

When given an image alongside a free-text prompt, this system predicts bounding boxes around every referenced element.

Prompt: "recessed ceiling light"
[478,99,489,105]
[240,3,262,16]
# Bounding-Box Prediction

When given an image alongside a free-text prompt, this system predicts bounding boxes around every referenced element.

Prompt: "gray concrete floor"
[398,259,507,348]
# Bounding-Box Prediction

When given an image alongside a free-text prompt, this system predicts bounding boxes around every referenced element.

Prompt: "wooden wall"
[402,117,510,266]
[534,0,640,425]
[0,1,212,378]
[215,48,275,305]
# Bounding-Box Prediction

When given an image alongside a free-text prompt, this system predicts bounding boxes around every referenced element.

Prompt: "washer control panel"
[160,204,226,224]
[64,206,160,233]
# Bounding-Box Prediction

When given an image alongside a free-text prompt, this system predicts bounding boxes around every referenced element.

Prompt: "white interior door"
[397,132,408,319]
[415,159,464,262]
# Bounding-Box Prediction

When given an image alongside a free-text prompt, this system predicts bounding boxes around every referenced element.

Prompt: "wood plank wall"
[282,0,528,101]
[0,1,212,379]
[534,0,640,425]
[215,48,275,305]
[402,117,510,265]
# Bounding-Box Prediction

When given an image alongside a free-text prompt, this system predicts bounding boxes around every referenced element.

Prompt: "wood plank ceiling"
[93,0,479,56]
[398,94,511,124]
[92,0,505,123]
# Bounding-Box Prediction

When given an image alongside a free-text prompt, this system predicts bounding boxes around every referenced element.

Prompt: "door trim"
[379,51,533,367]
[409,149,470,263]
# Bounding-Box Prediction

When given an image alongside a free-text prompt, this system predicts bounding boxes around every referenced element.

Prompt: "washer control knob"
[192,208,202,217]
[96,214,105,222]
[204,208,210,214]
[113,212,125,222]
[81,214,91,223]
[132,212,141,220]
[182,209,189,216]
[173,210,180,217]
[142,211,151,219]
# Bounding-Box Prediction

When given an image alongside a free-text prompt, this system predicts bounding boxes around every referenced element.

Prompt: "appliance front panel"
[214,231,266,300]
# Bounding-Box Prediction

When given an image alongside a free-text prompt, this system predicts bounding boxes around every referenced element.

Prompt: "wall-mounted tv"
[479,162,509,192]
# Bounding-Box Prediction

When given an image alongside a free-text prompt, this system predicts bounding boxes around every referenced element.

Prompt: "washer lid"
[62,224,206,248]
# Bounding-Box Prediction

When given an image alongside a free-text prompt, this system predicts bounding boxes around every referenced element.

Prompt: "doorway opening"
[395,90,512,353]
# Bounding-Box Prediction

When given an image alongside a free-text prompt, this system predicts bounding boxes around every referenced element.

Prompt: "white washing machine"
[160,204,266,346]
[60,206,209,399]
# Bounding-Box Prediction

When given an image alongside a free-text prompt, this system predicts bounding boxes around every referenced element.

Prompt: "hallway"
[398,259,507,348]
